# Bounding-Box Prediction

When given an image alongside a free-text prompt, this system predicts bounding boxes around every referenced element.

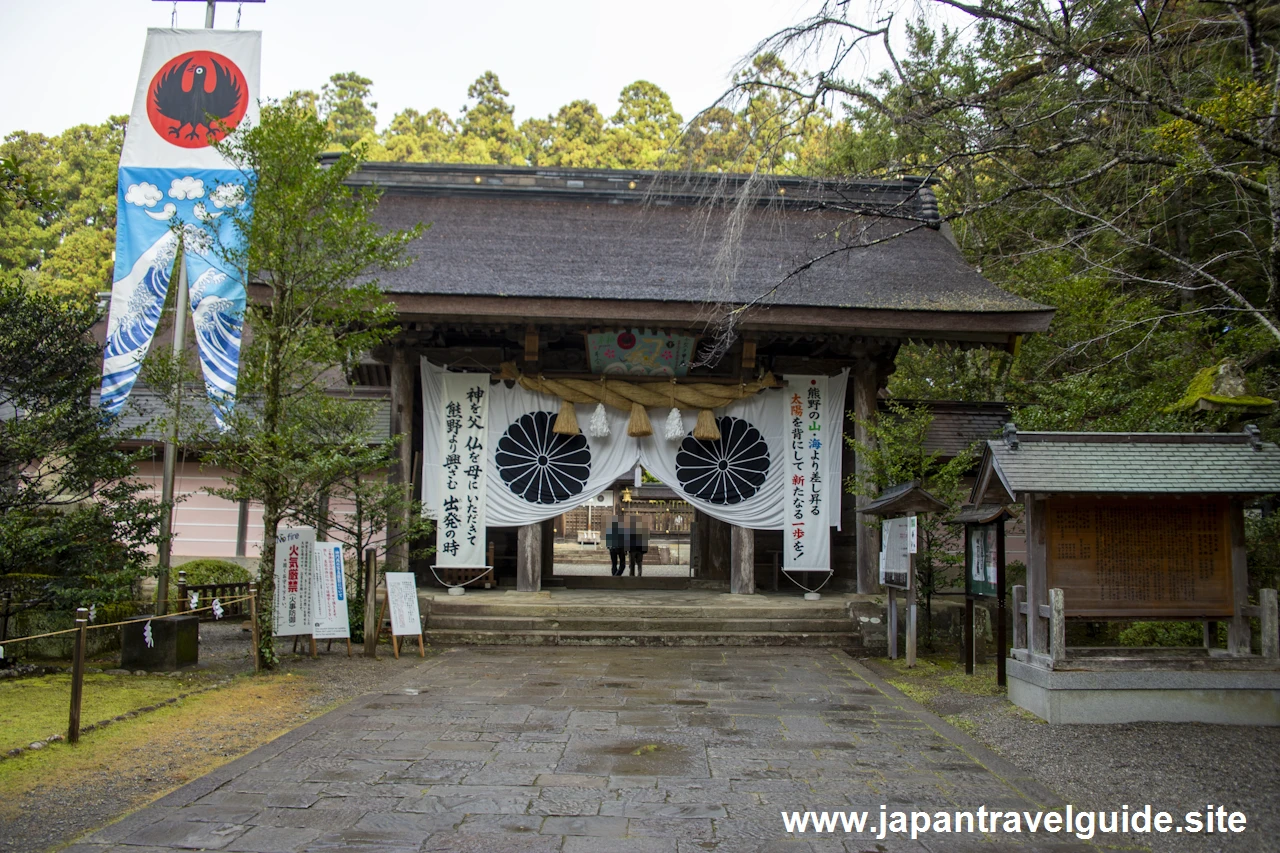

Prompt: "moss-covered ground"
[0,673,201,753]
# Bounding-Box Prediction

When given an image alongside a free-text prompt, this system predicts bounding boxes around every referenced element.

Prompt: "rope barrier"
[0,595,253,646]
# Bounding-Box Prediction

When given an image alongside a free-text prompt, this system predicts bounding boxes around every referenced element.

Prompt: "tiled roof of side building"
[979,430,1280,497]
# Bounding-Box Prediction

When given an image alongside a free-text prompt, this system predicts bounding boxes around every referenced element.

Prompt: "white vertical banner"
[438,372,489,566]
[782,376,832,571]
[273,527,315,636]
[311,542,350,640]
[385,572,423,636]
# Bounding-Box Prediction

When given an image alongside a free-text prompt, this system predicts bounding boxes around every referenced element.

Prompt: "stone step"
[427,614,854,633]
[426,602,849,620]
[424,629,857,647]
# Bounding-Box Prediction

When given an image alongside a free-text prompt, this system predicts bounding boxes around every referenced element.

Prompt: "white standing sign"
[384,572,423,637]
[273,527,315,636]
[311,542,351,640]
[782,375,832,571]
[438,372,489,567]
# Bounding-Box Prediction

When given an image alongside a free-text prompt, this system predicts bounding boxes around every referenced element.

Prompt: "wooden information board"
[1046,497,1233,618]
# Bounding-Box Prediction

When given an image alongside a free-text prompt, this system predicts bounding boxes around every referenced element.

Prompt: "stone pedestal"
[121,614,199,670]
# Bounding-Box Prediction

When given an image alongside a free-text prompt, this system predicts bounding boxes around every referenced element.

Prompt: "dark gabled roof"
[949,504,1016,524]
[858,480,949,516]
[971,427,1280,502]
[350,163,1053,337]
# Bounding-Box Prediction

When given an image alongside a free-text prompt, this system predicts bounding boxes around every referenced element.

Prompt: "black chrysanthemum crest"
[495,411,592,504]
[675,416,770,505]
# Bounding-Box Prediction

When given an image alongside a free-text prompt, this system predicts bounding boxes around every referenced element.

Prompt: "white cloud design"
[124,182,163,208]
[169,176,205,200]
[193,202,222,221]
[144,203,178,221]
[209,183,245,209]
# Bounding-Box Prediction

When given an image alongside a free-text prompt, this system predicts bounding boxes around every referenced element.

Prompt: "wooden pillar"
[1228,500,1251,655]
[1024,496,1049,656]
[705,515,731,582]
[730,526,755,595]
[996,517,1007,687]
[1011,584,1026,650]
[541,518,555,582]
[517,523,542,593]
[1049,587,1066,665]
[387,346,415,571]
[852,357,880,594]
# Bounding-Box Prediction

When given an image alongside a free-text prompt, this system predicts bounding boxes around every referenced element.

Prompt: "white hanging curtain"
[422,359,846,532]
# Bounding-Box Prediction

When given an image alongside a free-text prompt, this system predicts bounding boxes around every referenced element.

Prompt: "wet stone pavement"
[67,647,1089,852]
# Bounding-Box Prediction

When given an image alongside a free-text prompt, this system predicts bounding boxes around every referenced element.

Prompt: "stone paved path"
[67,647,1091,852]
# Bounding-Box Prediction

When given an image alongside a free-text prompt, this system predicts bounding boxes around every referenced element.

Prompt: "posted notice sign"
[273,527,314,636]
[312,542,351,640]
[384,572,423,637]
[880,517,913,590]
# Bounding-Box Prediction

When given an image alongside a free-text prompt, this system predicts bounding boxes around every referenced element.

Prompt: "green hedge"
[169,559,251,586]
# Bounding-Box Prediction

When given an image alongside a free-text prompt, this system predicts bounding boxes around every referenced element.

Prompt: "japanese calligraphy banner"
[422,362,848,531]
[311,542,350,640]
[782,376,832,571]
[273,527,314,636]
[437,372,490,566]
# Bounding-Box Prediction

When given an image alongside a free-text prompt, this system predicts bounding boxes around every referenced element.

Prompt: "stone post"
[517,523,542,592]
[730,526,755,595]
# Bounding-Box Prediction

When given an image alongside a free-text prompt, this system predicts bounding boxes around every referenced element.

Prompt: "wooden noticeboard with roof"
[971,424,1280,666]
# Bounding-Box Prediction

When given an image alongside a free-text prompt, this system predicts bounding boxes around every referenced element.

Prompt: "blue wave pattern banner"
[100,29,260,431]
[101,167,249,429]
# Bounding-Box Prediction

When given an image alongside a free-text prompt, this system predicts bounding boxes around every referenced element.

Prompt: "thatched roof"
[349,163,1053,342]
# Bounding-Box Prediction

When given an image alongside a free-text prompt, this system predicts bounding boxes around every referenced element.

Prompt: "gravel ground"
[2,620,433,853]
[864,659,1280,853]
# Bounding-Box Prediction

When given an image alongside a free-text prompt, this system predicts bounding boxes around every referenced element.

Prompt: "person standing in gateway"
[627,516,648,577]
[605,516,626,577]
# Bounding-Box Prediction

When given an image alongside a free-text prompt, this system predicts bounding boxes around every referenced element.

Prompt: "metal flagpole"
[153,0,217,614]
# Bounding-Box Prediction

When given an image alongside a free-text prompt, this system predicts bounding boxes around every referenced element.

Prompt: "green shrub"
[1116,621,1219,647]
[170,559,251,586]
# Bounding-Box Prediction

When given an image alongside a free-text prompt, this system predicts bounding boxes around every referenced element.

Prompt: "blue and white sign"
[312,542,351,640]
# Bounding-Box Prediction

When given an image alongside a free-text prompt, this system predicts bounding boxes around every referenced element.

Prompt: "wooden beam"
[524,325,539,365]
[741,338,757,370]
[383,292,1055,339]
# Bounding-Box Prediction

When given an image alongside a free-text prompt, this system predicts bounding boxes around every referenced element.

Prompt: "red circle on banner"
[146,51,249,148]
[617,332,636,350]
